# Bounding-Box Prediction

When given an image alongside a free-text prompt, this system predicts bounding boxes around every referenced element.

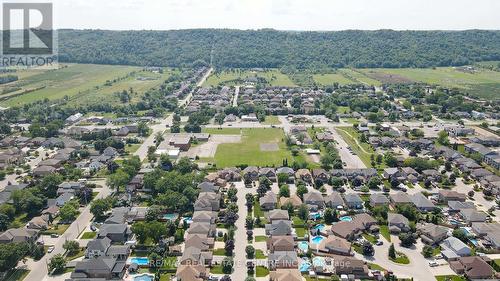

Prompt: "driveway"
[355,235,454,280]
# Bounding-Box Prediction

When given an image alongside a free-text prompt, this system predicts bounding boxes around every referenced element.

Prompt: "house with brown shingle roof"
[266,209,289,223]
[267,236,295,252]
[269,269,302,281]
[449,256,494,279]
[295,169,312,183]
[176,264,207,281]
[316,235,351,256]
[279,194,302,208]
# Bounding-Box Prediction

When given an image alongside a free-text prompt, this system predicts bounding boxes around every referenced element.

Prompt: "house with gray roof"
[471,222,500,249]
[418,223,449,245]
[344,193,363,209]
[71,257,126,280]
[460,209,487,224]
[0,228,39,244]
[268,251,298,270]
[303,190,325,210]
[325,191,345,209]
[265,220,293,236]
[440,237,471,260]
[97,224,131,242]
[411,192,435,212]
[448,201,475,213]
[260,191,277,211]
[388,213,410,233]
[390,192,412,206]
[369,194,389,207]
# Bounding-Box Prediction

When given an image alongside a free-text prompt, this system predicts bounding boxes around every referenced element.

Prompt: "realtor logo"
[1,2,56,68]
[2,2,53,54]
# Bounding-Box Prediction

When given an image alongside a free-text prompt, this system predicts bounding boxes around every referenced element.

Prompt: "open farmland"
[312,72,356,85]
[0,64,174,107]
[359,67,500,99]
[203,69,296,87]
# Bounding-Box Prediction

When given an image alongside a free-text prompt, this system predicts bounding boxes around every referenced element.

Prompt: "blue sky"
[47,0,500,30]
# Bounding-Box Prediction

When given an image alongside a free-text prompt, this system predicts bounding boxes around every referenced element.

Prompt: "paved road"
[330,128,367,169]
[24,179,112,281]
[133,67,213,161]
[355,235,454,281]
[232,86,240,107]
[231,182,254,281]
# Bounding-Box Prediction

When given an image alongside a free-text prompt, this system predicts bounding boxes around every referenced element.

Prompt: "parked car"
[376,240,383,246]
[428,260,438,267]
[50,234,59,238]
[47,246,55,253]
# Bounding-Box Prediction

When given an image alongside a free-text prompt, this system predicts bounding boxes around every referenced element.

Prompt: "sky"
[14,0,500,30]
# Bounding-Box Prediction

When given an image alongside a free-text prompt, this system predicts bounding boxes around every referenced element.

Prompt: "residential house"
[180,246,213,266]
[192,211,217,224]
[266,210,290,223]
[187,222,216,237]
[243,166,259,181]
[411,192,435,212]
[269,269,302,281]
[279,194,303,208]
[267,236,295,252]
[268,251,298,270]
[460,209,487,224]
[369,194,389,207]
[471,222,500,249]
[439,190,466,203]
[312,169,329,185]
[259,167,276,181]
[295,169,312,183]
[175,264,208,281]
[449,256,494,279]
[344,193,363,209]
[324,191,345,210]
[388,213,410,233]
[316,235,351,256]
[418,223,449,245]
[440,237,471,260]
[97,224,131,242]
[303,190,325,210]
[260,191,277,211]
[265,220,293,236]
[390,192,412,206]
[0,228,39,244]
[71,257,126,280]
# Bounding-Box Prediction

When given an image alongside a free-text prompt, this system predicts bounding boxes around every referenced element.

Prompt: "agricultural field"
[312,72,356,85]
[210,128,295,167]
[203,69,296,87]
[0,64,174,107]
[338,69,383,86]
[359,67,500,99]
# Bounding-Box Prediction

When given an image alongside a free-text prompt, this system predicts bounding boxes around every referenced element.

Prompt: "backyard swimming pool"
[313,224,325,231]
[311,236,325,244]
[299,258,311,272]
[310,212,322,220]
[298,241,309,252]
[129,257,149,266]
[162,213,178,221]
[339,216,352,222]
[133,274,154,281]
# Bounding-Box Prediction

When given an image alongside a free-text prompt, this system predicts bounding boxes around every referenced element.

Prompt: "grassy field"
[262,115,281,125]
[339,69,382,86]
[359,67,500,99]
[202,127,242,135]
[0,64,174,106]
[213,128,295,167]
[204,69,296,87]
[313,72,356,85]
[4,269,30,281]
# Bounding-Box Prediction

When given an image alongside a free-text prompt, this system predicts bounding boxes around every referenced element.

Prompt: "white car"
[428,260,438,267]
[47,246,55,253]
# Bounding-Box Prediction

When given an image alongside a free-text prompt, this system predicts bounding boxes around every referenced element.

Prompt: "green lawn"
[390,252,410,264]
[210,265,224,274]
[4,269,30,281]
[255,266,269,277]
[213,128,294,168]
[367,263,386,271]
[338,69,382,86]
[213,248,228,256]
[204,69,295,87]
[255,249,267,259]
[65,248,85,261]
[435,276,467,281]
[42,224,70,235]
[292,216,305,227]
[295,227,307,238]
[80,232,97,239]
[362,233,378,244]
[255,236,267,242]
[161,257,178,270]
[202,127,242,135]
[253,200,264,218]
[125,144,141,154]
[379,225,391,242]
[262,115,281,125]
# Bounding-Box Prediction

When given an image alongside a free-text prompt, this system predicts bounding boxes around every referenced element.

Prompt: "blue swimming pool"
[130,257,149,266]
[162,213,178,220]
[339,216,352,222]
[310,212,322,220]
[298,241,309,252]
[183,217,193,224]
[313,224,325,231]
[311,236,325,244]
[299,259,311,272]
[313,256,325,267]
[133,274,154,281]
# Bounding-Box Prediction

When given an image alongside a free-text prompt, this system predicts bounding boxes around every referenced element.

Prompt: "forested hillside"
[58,29,500,69]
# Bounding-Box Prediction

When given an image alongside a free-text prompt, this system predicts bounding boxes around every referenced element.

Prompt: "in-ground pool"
[129,257,149,266]
[133,274,154,281]
[299,258,311,272]
[183,217,193,224]
[298,241,309,252]
[339,216,352,222]
[313,256,326,269]
[310,212,322,220]
[313,224,325,231]
[311,236,325,244]
[162,213,178,221]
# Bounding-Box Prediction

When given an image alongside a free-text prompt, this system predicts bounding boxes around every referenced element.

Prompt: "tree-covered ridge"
[58,29,500,69]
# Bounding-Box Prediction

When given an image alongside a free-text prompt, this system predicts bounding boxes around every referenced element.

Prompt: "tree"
[298,204,309,221]
[154,132,164,146]
[131,222,148,244]
[388,243,396,259]
[63,240,80,254]
[279,185,290,198]
[398,233,416,247]
[0,214,10,231]
[296,184,308,199]
[452,228,468,243]
[437,130,450,146]
[90,198,111,221]
[384,153,398,167]
[149,252,162,269]
[49,254,66,274]
[222,257,233,274]
[363,241,374,256]
[245,245,255,259]
[148,220,167,242]
[368,177,382,189]
[0,242,28,272]
[59,202,79,222]
[137,122,149,137]
[277,173,289,184]
[175,157,195,174]
[324,208,337,224]
[107,169,130,191]
[422,245,434,258]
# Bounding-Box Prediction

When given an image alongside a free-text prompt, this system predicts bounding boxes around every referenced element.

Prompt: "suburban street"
[133,67,213,161]
[231,182,254,281]
[24,179,112,281]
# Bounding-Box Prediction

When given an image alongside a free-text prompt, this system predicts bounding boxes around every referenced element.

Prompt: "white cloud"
[50,0,500,30]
